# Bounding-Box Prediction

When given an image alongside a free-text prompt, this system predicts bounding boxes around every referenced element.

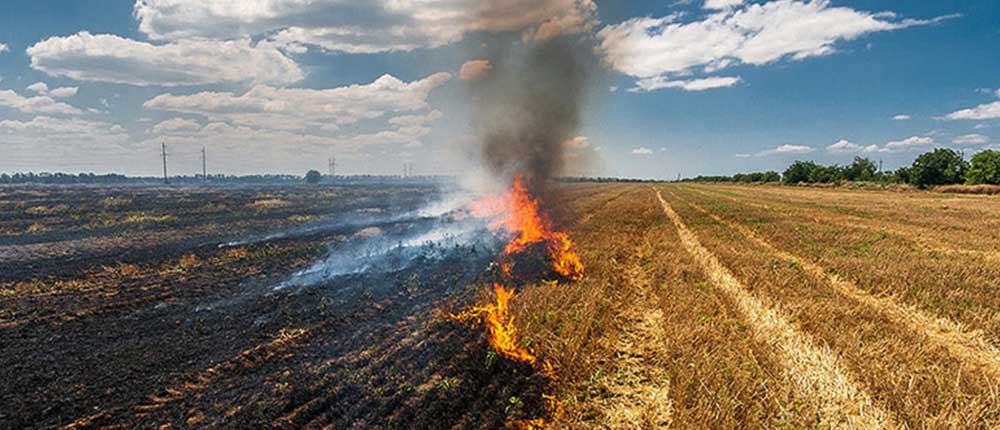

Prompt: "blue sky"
[0,0,998,178]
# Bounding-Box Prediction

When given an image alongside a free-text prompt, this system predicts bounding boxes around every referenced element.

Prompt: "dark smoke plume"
[468,38,590,197]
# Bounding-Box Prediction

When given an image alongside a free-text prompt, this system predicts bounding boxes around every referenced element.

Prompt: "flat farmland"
[560,184,1000,429]
[3,182,1000,429]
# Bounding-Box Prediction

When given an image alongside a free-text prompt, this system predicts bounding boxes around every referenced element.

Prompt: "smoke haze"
[467,38,592,198]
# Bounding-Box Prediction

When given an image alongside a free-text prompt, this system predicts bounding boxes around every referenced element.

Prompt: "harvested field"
[4,182,1000,429]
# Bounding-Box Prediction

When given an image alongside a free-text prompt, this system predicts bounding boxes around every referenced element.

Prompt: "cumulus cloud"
[944,89,1000,120]
[0,116,130,155]
[630,75,741,92]
[26,82,49,94]
[892,114,911,120]
[756,144,814,156]
[459,60,493,81]
[151,117,202,134]
[388,110,443,127]
[883,135,935,152]
[952,133,989,145]
[134,0,597,54]
[632,147,654,155]
[826,139,862,154]
[26,81,79,98]
[0,89,82,115]
[27,32,303,87]
[0,43,8,53]
[704,0,744,10]
[597,1,957,89]
[143,72,451,130]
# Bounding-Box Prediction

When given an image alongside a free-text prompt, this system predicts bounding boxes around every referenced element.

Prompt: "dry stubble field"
[550,183,1000,429]
[4,182,1000,429]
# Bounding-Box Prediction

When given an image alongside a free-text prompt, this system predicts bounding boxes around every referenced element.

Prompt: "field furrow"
[655,189,891,430]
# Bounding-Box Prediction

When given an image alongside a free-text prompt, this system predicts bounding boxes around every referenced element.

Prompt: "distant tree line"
[0,172,451,185]
[682,149,1000,189]
[559,176,667,183]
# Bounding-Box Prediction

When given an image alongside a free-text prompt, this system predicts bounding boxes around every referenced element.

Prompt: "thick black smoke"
[468,38,589,197]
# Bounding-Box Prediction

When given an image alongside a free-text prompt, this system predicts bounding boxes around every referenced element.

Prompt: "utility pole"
[201,146,207,181]
[161,142,169,184]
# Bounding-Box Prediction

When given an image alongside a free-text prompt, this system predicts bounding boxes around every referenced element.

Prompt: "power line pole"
[161,142,169,184]
[201,146,207,181]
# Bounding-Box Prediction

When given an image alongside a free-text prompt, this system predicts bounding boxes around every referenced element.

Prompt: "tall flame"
[448,284,536,364]
[469,176,584,281]
[450,174,584,429]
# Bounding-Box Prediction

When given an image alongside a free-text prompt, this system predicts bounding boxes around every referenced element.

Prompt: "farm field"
[3,182,1000,429]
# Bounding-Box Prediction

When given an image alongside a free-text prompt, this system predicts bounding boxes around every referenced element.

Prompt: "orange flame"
[470,176,584,281]
[448,283,536,365]
[453,174,583,429]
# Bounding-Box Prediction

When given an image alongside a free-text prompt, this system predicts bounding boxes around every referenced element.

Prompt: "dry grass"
[664,184,1000,428]
[934,184,1000,195]
[513,185,819,428]
[656,190,890,430]
[509,183,1000,429]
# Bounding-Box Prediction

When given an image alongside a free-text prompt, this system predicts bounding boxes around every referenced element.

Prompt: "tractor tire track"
[654,189,892,430]
[595,236,673,429]
[670,190,1000,380]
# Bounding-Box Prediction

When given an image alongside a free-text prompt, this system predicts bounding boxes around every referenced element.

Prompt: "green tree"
[783,161,820,184]
[909,148,969,188]
[966,150,1000,185]
[844,157,877,181]
[305,169,322,184]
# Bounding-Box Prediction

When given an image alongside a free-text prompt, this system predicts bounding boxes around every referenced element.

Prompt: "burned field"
[0,182,549,430]
[6,182,1000,429]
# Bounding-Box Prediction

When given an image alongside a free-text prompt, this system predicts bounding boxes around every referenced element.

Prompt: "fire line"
[449,174,584,429]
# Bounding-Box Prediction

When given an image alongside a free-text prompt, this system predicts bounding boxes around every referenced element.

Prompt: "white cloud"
[952,133,989,145]
[26,81,79,99]
[826,139,862,154]
[151,118,202,134]
[974,123,990,130]
[0,89,82,115]
[134,0,598,54]
[459,60,492,81]
[884,135,935,152]
[597,1,957,87]
[892,114,911,120]
[48,87,79,98]
[704,0,744,10]
[756,144,814,156]
[27,82,49,94]
[0,116,129,154]
[27,32,303,87]
[144,72,451,130]
[632,147,654,155]
[388,110,444,127]
[0,43,8,53]
[630,75,742,92]
[944,89,1000,120]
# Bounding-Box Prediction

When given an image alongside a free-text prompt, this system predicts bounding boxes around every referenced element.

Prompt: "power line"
[161,142,169,184]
